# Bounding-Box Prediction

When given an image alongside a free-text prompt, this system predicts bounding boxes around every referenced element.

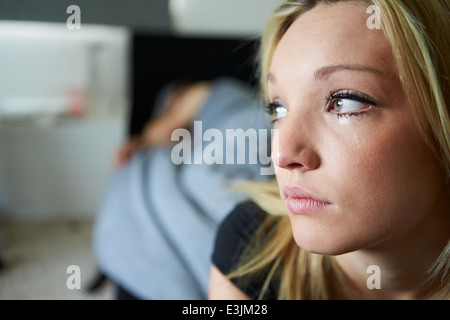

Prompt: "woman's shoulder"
[220,200,267,237]
[212,200,267,274]
[212,200,281,299]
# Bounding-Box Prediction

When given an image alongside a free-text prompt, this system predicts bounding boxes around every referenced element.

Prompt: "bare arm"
[208,265,251,300]
[114,81,210,167]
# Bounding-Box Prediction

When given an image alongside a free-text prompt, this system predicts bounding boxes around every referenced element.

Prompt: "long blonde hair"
[231,0,450,299]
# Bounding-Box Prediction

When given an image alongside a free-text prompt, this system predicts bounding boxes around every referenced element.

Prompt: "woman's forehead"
[270,1,395,81]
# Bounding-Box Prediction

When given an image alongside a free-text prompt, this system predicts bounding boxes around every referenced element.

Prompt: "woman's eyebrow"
[267,64,388,85]
[314,64,387,80]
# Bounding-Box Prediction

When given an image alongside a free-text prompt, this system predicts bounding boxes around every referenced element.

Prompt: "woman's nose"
[272,116,321,172]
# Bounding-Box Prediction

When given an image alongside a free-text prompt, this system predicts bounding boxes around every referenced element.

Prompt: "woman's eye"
[326,91,375,117]
[266,102,288,122]
[328,98,368,114]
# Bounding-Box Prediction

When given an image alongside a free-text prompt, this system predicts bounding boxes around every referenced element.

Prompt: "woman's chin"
[290,222,367,256]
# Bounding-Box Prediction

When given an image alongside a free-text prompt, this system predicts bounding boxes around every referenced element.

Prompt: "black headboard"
[129,32,260,136]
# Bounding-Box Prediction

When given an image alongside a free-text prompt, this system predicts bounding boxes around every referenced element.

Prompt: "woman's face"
[268,1,446,255]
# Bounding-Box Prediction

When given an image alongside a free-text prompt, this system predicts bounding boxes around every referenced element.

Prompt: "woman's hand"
[114,136,142,167]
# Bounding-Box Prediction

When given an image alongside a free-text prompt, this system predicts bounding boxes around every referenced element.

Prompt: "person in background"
[93,77,271,299]
[114,81,211,167]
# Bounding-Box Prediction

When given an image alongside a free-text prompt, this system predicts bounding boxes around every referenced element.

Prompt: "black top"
[212,201,279,299]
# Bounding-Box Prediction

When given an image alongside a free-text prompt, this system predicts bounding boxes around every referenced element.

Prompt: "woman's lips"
[283,186,331,215]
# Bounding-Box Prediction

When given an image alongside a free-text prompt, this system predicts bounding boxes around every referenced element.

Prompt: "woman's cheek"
[330,114,440,230]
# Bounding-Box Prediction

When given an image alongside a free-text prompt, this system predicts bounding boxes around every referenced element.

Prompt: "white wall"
[0,21,129,222]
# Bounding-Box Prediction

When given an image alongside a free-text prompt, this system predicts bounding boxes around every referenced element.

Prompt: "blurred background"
[0,0,281,299]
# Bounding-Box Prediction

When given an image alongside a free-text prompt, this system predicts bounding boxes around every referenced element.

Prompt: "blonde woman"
[209,0,450,299]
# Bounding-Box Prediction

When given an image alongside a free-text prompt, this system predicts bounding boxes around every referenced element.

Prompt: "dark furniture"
[129,32,260,136]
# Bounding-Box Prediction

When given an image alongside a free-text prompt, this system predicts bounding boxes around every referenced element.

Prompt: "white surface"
[0,116,126,221]
[0,21,130,119]
[169,0,284,37]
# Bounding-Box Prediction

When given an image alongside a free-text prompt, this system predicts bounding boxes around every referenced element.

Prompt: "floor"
[0,219,115,300]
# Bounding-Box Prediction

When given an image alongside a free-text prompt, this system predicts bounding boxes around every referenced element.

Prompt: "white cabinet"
[0,22,129,221]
